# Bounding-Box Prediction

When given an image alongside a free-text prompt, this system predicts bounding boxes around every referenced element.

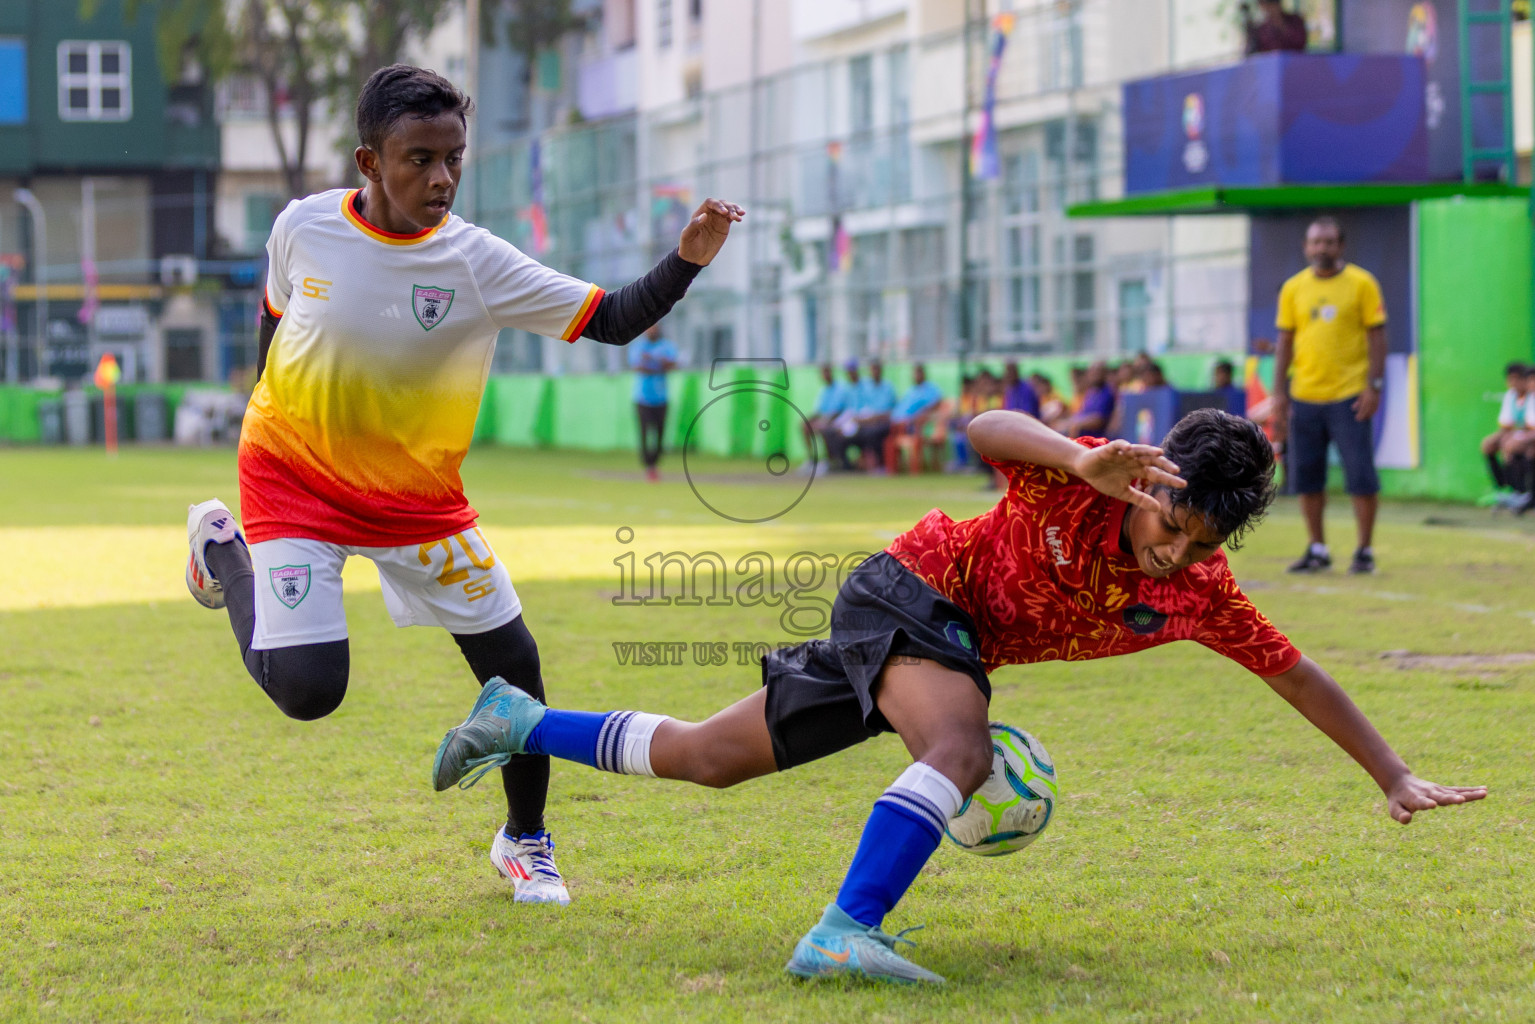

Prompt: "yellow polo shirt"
[1276,263,1386,404]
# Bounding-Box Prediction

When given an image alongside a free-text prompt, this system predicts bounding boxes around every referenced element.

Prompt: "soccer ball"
[944,722,1058,857]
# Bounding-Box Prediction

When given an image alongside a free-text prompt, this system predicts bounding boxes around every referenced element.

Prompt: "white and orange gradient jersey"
[240,188,603,546]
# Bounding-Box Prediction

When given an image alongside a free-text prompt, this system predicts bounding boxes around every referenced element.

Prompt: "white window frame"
[58,40,132,122]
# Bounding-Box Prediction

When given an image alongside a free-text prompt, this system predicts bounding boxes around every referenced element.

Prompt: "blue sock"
[525,709,669,775]
[833,763,963,928]
[524,709,609,766]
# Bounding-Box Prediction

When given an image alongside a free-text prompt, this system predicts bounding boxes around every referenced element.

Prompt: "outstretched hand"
[678,199,745,266]
[1386,774,1487,824]
[1073,439,1185,514]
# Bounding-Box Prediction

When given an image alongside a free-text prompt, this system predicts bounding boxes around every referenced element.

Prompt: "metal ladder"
[1458,0,1518,183]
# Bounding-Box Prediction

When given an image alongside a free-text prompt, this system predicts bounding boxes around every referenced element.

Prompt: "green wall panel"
[1382,197,1533,500]
[478,351,1242,461]
[479,375,553,447]
[0,385,48,441]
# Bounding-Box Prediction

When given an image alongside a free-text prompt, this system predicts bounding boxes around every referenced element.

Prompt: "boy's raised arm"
[1263,655,1488,823]
[967,410,1185,514]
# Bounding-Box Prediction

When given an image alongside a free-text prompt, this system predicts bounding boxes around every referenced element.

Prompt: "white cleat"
[186,499,244,610]
[490,828,571,906]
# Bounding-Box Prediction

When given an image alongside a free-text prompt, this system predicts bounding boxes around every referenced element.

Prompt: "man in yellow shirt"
[1272,216,1387,574]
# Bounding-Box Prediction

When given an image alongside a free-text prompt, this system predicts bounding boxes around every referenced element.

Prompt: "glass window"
[659,0,673,47]
[57,41,132,121]
[1119,279,1150,353]
[849,55,873,134]
[0,39,24,125]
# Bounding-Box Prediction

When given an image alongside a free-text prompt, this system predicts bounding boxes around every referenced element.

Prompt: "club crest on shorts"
[270,565,311,609]
[412,285,455,331]
[944,620,975,653]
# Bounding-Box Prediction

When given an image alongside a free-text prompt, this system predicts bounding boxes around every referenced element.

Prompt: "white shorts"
[250,526,521,650]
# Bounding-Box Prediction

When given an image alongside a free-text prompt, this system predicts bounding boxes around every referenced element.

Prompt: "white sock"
[595,711,671,776]
[1309,542,1329,556]
[881,762,965,834]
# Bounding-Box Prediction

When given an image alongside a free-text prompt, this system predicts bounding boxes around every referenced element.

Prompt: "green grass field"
[2,445,1531,1023]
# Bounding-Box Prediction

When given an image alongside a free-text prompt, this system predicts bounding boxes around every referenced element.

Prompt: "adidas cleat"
[186,499,244,609]
[490,827,571,906]
[432,677,547,792]
[785,903,944,985]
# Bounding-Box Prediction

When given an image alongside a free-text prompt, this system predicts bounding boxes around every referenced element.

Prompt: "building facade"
[468,0,1279,376]
[0,0,226,386]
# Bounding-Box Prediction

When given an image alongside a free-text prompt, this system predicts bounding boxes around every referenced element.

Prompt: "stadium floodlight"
[13,188,46,382]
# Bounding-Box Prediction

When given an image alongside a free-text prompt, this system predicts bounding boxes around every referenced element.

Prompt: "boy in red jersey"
[183,65,742,905]
[431,408,1486,982]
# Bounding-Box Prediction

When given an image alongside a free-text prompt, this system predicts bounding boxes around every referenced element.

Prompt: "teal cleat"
[432,677,547,792]
[785,904,944,985]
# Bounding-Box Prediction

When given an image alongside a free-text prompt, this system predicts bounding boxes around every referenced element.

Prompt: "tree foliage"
[482,0,586,63]
[103,0,460,200]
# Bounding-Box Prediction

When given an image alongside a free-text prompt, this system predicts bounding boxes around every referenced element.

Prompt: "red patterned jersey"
[885,437,1301,677]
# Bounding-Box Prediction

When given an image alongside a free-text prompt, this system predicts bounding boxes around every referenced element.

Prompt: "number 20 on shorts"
[418,528,498,602]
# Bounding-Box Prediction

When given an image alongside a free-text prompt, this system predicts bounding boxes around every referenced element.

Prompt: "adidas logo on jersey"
[380,304,402,319]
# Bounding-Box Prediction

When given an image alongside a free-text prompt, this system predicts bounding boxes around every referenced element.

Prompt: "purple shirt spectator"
[1081,383,1116,424]
[1004,380,1040,419]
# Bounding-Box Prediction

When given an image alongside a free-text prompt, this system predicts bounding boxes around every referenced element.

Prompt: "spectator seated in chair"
[884,364,946,474]
[1480,362,1529,505]
[1002,361,1039,419]
[805,362,852,471]
[822,359,866,472]
[1213,359,1248,415]
[852,359,898,470]
[1032,372,1066,431]
[1065,362,1117,439]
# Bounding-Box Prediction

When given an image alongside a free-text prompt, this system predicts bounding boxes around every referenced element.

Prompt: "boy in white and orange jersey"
[184,65,743,904]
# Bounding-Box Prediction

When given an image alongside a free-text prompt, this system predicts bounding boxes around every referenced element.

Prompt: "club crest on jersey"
[412,285,455,331]
[1121,602,1168,635]
[270,565,311,609]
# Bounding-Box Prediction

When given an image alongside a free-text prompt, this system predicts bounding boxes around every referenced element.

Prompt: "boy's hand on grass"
[1386,774,1487,824]
[1073,439,1185,514]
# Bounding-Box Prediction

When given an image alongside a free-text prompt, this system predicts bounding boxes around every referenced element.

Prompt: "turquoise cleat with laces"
[432,677,547,792]
[785,904,945,985]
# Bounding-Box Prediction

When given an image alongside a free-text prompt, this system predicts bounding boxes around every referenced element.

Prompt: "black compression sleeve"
[580,248,703,346]
[256,307,280,381]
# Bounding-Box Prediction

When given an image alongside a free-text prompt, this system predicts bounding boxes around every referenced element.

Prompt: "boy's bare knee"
[921,737,993,798]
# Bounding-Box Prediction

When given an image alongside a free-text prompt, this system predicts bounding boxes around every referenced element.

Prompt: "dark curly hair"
[356,64,474,153]
[1159,408,1276,550]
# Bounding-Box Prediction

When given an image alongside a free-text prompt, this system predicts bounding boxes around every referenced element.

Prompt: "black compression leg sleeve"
[205,541,350,721]
[453,616,549,836]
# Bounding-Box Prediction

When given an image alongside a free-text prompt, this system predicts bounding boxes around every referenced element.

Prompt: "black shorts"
[1290,396,1379,496]
[760,551,991,770]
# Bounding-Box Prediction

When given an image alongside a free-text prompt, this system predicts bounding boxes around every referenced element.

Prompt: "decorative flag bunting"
[970,12,1017,180]
[826,141,853,273]
[522,139,549,255]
